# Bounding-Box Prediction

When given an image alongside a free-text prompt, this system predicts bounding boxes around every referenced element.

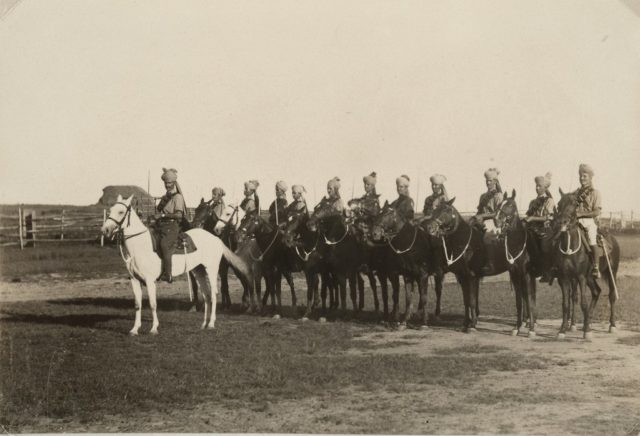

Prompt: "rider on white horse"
[156,168,187,283]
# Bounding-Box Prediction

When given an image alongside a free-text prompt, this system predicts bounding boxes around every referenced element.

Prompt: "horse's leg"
[558,277,570,338]
[389,272,400,325]
[570,278,579,331]
[527,273,537,336]
[356,273,364,312]
[338,273,347,312]
[129,278,143,336]
[284,270,297,314]
[368,271,379,313]
[349,272,358,313]
[205,263,219,329]
[400,277,415,328]
[509,270,523,336]
[418,273,429,329]
[273,269,281,311]
[219,260,231,310]
[377,272,389,322]
[469,277,480,331]
[457,275,470,331]
[302,270,314,319]
[188,271,200,312]
[434,273,443,321]
[578,275,591,339]
[147,280,160,335]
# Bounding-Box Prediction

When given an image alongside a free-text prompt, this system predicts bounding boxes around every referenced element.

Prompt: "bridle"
[107,202,148,241]
[496,200,528,265]
[556,202,582,256]
[374,209,418,254]
[431,206,473,266]
[239,218,280,262]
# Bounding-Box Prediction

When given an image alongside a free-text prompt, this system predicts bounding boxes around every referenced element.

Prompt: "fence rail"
[0,205,637,249]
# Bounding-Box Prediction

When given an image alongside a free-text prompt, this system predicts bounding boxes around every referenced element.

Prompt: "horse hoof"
[207,325,215,330]
[150,329,158,335]
[272,314,281,320]
[397,323,407,331]
[188,306,197,313]
[584,331,593,341]
[468,327,477,333]
[609,326,618,334]
[557,333,566,340]
[129,330,139,336]
[570,325,578,332]
[301,317,309,322]
[319,317,327,323]
[528,331,536,338]
[420,325,429,331]
[511,329,519,336]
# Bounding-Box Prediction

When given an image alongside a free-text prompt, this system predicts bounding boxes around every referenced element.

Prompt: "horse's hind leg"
[284,270,297,315]
[570,279,579,331]
[434,273,443,320]
[509,270,523,336]
[147,280,160,335]
[188,271,200,312]
[349,273,358,313]
[606,272,618,332]
[219,260,232,310]
[204,263,219,329]
[368,272,379,313]
[129,278,143,336]
[578,276,592,340]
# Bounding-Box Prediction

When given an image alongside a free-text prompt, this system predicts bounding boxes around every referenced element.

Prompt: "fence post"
[101,209,106,247]
[18,205,24,250]
[32,210,36,248]
[60,209,65,240]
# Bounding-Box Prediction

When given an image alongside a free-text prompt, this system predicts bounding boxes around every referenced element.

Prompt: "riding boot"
[590,245,600,278]
[481,243,496,275]
[159,256,173,283]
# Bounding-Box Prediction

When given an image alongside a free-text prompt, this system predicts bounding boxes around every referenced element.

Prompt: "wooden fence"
[0,205,637,249]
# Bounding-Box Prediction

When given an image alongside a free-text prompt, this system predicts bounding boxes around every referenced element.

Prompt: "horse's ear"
[116,194,123,202]
[503,192,508,201]
[200,197,204,204]
[446,197,456,205]
[511,189,516,200]
[559,187,565,197]
[383,200,389,208]
[124,195,134,205]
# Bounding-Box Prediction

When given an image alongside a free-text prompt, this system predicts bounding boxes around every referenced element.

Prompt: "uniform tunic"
[315,196,345,216]
[212,199,225,220]
[390,194,415,221]
[356,192,381,218]
[268,197,288,225]
[526,195,555,236]
[476,190,503,215]
[573,185,601,245]
[286,199,308,217]
[156,191,186,275]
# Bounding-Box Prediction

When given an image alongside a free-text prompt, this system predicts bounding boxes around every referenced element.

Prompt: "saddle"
[150,229,198,256]
[574,224,612,257]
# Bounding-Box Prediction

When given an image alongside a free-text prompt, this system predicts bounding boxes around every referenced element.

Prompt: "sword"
[600,236,619,300]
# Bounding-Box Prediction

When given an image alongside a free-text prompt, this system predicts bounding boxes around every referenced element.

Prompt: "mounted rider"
[314,177,345,216]
[422,174,449,219]
[523,172,555,283]
[268,180,289,226]
[573,163,602,278]
[239,180,260,228]
[210,187,226,219]
[389,174,415,221]
[286,184,309,218]
[156,167,187,283]
[470,168,504,273]
[348,171,381,232]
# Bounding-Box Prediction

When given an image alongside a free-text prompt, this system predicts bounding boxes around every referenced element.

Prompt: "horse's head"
[370,201,404,242]
[282,211,308,248]
[423,197,458,237]
[554,188,578,233]
[494,190,519,236]
[101,194,134,238]
[346,198,364,218]
[212,204,241,235]
[236,215,268,244]
[308,204,337,234]
[191,198,214,229]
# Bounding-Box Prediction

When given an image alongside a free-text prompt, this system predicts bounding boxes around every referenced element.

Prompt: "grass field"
[1,237,640,434]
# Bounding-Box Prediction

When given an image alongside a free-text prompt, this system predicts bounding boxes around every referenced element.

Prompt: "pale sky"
[1,0,639,213]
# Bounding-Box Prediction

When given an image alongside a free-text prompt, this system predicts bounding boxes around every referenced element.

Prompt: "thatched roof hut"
[97,185,156,218]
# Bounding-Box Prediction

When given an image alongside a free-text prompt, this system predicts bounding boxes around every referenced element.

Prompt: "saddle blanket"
[151,231,198,256]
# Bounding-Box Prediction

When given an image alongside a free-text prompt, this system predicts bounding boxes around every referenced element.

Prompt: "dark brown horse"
[553,189,620,340]
[236,215,299,318]
[370,203,435,329]
[493,191,539,337]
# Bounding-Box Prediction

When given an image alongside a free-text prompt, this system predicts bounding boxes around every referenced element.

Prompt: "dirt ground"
[2,262,640,434]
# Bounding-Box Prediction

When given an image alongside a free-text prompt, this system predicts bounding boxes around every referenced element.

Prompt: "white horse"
[101,195,251,335]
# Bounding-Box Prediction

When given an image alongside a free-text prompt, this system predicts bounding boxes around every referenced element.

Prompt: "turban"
[363,172,377,185]
[396,174,410,186]
[429,174,446,185]
[292,184,306,194]
[579,163,594,176]
[534,172,552,189]
[276,180,288,192]
[212,187,225,197]
[161,168,178,183]
[484,168,500,181]
[244,180,260,191]
[327,177,341,190]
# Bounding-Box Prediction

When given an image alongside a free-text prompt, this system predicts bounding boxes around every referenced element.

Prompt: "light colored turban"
[363,172,377,185]
[534,172,552,189]
[578,163,594,176]
[161,168,178,183]
[396,174,410,186]
[244,180,260,191]
[429,174,446,185]
[484,168,500,181]
[292,184,306,194]
[212,187,225,197]
[276,180,288,192]
[327,177,341,190]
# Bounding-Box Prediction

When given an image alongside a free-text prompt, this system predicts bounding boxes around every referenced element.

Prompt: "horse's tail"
[220,243,253,288]
[606,234,620,278]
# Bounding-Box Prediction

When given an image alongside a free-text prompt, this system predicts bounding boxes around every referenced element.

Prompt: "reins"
[559,227,582,255]
[386,226,418,254]
[442,226,473,266]
[322,224,350,245]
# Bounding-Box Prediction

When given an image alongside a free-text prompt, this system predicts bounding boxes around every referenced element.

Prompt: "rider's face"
[292,190,302,201]
[432,183,442,195]
[164,181,176,192]
[364,182,375,194]
[327,186,337,197]
[579,172,592,187]
[396,182,408,196]
[535,183,545,197]
[486,179,497,191]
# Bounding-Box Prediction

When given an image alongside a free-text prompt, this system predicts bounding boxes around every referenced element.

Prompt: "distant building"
[97,185,156,219]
